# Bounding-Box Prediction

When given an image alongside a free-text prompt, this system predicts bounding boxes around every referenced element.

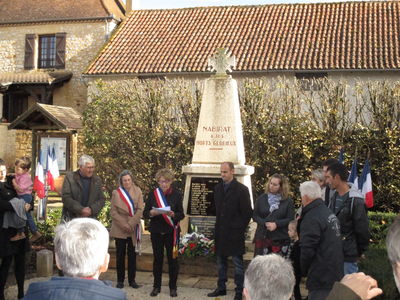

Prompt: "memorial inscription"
[188,177,221,216]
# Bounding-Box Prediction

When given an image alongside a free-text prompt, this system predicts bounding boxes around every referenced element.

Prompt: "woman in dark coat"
[253,173,295,257]
[143,168,184,298]
[0,159,30,300]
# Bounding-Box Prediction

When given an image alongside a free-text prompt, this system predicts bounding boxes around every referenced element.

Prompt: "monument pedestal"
[181,164,254,236]
[181,49,254,237]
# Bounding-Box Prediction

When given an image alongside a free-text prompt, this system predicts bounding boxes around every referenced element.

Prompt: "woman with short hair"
[143,168,184,298]
[110,170,144,289]
[253,173,295,257]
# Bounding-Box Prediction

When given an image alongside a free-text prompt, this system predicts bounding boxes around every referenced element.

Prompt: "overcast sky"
[126,0,353,10]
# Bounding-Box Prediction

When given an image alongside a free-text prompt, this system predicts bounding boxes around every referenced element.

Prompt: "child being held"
[288,219,302,300]
[11,157,42,242]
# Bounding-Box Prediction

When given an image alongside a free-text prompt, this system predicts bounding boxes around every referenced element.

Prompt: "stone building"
[0,0,125,168]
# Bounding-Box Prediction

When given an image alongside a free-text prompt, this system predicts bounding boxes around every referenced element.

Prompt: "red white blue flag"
[348,158,359,189]
[33,153,45,199]
[359,159,374,208]
[46,147,59,191]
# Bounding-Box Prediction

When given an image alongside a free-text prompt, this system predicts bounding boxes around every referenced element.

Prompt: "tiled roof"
[0,72,73,85]
[9,103,82,130]
[86,1,400,75]
[0,0,125,24]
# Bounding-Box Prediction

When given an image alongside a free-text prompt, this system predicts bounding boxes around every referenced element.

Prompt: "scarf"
[268,193,281,213]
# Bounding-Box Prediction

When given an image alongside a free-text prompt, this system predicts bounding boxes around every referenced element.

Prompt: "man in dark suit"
[207,162,252,300]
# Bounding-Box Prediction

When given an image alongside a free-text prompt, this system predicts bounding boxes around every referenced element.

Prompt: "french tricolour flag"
[33,153,45,199]
[359,159,374,208]
[348,158,359,189]
[46,147,60,191]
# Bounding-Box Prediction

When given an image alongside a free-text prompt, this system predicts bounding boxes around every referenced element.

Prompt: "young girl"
[12,157,41,242]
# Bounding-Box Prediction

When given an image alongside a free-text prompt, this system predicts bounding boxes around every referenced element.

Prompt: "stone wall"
[0,125,31,167]
[0,20,118,168]
[0,20,117,113]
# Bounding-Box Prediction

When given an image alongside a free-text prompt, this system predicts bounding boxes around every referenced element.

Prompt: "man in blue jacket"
[23,218,127,300]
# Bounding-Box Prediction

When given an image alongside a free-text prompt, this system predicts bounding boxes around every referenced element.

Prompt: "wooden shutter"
[24,34,36,69]
[55,32,66,69]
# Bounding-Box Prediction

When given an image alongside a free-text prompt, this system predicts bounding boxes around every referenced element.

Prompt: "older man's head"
[54,218,109,279]
[300,181,322,207]
[78,154,95,178]
[244,254,294,300]
[386,216,400,292]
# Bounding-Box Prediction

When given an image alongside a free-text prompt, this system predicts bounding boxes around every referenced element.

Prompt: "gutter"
[82,68,400,78]
[0,16,120,26]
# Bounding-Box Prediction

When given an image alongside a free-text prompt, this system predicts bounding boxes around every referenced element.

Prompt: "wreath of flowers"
[179,227,215,258]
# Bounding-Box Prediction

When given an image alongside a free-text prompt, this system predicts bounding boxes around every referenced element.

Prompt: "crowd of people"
[0,154,399,300]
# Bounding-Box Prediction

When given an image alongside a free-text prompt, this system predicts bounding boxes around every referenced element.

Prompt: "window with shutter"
[38,32,66,69]
[24,34,36,70]
[55,32,66,69]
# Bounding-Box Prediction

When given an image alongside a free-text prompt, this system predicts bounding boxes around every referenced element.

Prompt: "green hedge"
[84,78,400,211]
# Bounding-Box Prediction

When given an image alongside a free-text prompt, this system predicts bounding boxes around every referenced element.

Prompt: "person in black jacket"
[253,174,294,257]
[299,180,343,300]
[0,159,30,300]
[207,162,252,300]
[143,168,184,298]
[326,162,370,275]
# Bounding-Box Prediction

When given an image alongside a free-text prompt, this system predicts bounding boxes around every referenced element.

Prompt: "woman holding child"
[0,159,30,300]
[253,173,295,257]
[110,170,144,289]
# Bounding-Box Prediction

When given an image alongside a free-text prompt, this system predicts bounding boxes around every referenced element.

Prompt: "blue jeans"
[19,194,38,234]
[217,255,244,294]
[344,262,358,275]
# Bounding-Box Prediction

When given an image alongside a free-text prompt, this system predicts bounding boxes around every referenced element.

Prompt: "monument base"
[181,163,254,236]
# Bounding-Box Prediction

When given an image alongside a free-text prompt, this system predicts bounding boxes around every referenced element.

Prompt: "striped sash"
[153,187,180,258]
[117,186,142,254]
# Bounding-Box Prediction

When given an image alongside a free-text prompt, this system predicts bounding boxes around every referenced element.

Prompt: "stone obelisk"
[181,48,254,237]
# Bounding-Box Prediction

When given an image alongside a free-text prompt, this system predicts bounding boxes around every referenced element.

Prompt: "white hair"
[386,216,400,292]
[54,218,109,277]
[244,254,294,300]
[78,154,95,167]
[299,181,322,200]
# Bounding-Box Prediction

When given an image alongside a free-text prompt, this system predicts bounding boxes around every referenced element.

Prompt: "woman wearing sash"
[143,168,184,298]
[110,170,144,289]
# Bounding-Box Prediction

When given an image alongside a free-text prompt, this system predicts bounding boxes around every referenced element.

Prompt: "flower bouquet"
[179,229,215,258]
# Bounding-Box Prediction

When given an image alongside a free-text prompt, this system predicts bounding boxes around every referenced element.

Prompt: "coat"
[253,194,294,243]
[299,198,344,291]
[214,179,252,257]
[326,282,361,300]
[328,185,370,262]
[61,171,105,220]
[22,276,127,300]
[143,188,184,234]
[109,185,144,241]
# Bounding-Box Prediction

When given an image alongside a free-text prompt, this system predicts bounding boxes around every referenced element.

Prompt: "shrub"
[84,77,400,211]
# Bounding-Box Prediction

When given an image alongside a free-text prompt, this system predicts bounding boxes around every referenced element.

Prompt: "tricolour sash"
[153,187,180,258]
[117,186,141,254]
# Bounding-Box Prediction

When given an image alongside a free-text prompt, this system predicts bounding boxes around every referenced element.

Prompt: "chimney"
[126,0,132,14]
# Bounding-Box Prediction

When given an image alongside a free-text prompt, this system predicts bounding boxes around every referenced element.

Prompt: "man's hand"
[81,207,92,217]
[167,210,175,218]
[24,203,31,212]
[341,272,383,300]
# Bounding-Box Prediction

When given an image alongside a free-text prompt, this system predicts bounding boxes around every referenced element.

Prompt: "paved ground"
[5,269,239,300]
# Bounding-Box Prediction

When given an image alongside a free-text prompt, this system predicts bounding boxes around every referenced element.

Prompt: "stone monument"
[181,48,254,239]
